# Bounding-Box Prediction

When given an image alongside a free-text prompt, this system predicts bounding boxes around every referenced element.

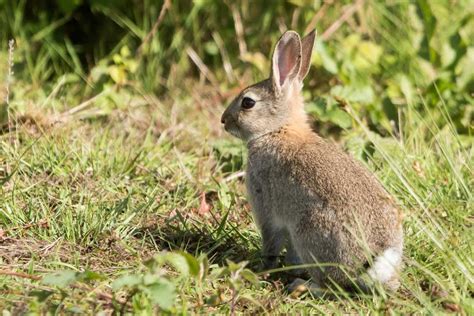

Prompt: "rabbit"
[220,30,403,295]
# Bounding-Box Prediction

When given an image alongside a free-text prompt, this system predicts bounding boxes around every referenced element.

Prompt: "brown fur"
[221,30,403,291]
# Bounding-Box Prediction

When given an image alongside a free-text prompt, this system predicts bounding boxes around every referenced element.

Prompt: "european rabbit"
[221,30,403,294]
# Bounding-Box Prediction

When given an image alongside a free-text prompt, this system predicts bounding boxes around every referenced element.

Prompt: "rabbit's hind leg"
[284,239,308,278]
[260,223,287,270]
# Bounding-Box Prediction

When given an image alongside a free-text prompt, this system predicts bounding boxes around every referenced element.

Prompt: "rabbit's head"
[221,30,316,141]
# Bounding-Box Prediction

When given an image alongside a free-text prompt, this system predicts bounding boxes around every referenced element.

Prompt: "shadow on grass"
[133,215,305,285]
[135,219,261,269]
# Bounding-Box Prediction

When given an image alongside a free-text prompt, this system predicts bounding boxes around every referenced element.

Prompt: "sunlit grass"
[0,83,472,313]
[0,0,472,313]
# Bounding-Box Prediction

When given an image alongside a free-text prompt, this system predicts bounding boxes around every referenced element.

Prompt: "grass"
[0,0,473,314]
[0,79,472,314]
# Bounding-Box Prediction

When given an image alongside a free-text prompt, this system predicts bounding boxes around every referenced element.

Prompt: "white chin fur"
[227,128,242,139]
[367,247,402,283]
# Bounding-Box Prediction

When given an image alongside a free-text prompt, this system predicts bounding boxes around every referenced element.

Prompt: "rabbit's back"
[246,126,403,286]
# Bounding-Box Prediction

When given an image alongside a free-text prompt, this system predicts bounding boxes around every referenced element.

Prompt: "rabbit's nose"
[221,116,226,124]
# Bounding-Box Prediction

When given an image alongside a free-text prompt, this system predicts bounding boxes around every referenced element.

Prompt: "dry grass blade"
[0,269,41,281]
[186,47,221,94]
[230,3,247,58]
[321,0,363,40]
[60,90,107,118]
[304,0,332,34]
[212,31,236,83]
[224,171,245,183]
[136,0,171,57]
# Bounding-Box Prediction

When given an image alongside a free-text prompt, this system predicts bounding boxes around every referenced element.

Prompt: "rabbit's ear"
[271,31,302,92]
[298,30,316,82]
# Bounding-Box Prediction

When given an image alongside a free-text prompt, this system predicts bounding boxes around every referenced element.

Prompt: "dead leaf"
[412,160,425,178]
[430,284,448,299]
[442,302,461,313]
[198,192,211,215]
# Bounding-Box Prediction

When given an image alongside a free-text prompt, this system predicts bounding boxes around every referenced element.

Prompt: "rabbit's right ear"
[271,31,302,93]
[298,30,316,82]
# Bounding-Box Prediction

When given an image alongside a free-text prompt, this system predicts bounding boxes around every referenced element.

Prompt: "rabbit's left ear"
[298,30,316,82]
[271,31,302,93]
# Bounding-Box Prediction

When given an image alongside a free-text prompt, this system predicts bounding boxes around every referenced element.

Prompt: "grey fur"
[221,30,403,292]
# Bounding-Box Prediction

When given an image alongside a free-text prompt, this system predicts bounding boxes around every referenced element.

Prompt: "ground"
[0,81,473,314]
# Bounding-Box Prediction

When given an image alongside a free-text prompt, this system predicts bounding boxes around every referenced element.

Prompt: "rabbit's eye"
[241,97,256,109]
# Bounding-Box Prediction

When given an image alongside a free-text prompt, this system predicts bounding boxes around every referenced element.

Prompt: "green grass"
[0,82,472,314]
[0,0,473,314]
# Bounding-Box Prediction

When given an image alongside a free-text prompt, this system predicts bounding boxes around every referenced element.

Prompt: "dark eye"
[241,97,256,109]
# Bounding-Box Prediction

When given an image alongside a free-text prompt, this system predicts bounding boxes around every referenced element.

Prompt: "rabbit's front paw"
[262,255,281,271]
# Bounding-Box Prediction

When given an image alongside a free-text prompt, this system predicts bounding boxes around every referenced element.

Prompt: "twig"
[136,0,171,57]
[304,0,332,34]
[0,269,41,281]
[186,47,221,93]
[224,171,245,182]
[61,90,106,117]
[291,8,301,29]
[212,32,236,83]
[321,0,363,41]
[5,39,14,107]
[173,147,194,183]
[229,286,237,316]
[39,76,66,109]
[40,237,62,254]
[230,4,247,58]
[5,39,15,155]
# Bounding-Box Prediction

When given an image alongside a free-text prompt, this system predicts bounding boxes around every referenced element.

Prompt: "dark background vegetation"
[1,0,472,136]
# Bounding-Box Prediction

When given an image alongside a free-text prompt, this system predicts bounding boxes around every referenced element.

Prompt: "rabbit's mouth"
[223,119,243,139]
[224,124,242,139]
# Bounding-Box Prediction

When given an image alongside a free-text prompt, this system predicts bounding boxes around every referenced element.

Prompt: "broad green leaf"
[440,42,456,68]
[78,270,105,282]
[241,269,260,287]
[166,252,191,276]
[355,41,383,70]
[108,65,127,84]
[29,290,54,302]
[146,280,176,310]
[328,108,352,129]
[331,85,374,104]
[143,273,161,285]
[341,34,361,53]
[314,40,338,74]
[455,48,474,90]
[111,274,142,290]
[225,260,248,272]
[306,98,327,118]
[42,270,78,288]
[204,42,219,56]
[179,251,200,277]
[120,45,131,58]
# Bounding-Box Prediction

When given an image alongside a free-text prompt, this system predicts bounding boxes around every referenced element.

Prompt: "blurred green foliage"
[0,0,472,135]
[26,251,259,313]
